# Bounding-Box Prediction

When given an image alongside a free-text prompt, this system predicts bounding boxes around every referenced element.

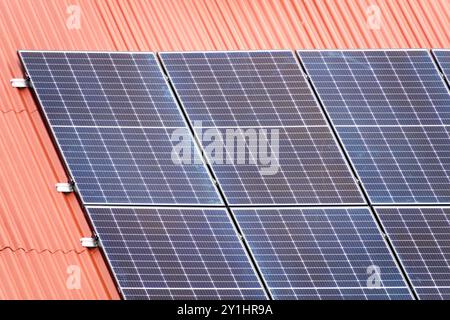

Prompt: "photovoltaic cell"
[375,207,450,300]
[19,51,221,205]
[433,50,450,84]
[87,207,267,300]
[233,207,413,300]
[299,50,450,204]
[160,51,364,205]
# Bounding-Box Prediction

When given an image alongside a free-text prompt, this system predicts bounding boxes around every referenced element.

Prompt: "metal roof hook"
[80,236,98,248]
[10,78,31,88]
[55,182,74,193]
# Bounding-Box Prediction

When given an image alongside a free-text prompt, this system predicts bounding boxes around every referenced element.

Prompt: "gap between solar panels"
[432,50,450,91]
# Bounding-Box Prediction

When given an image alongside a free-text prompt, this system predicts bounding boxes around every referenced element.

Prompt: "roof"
[0,0,448,299]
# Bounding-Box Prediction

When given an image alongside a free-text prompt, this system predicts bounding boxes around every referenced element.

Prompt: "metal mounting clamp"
[10,78,31,88]
[55,182,74,193]
[80,237,98,248]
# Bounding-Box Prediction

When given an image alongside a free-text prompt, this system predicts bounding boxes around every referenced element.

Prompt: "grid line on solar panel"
[375,206,450,300]
[160,51,365,205]
[298,50,450,204]
[433,50,450,86]
[232,207,413,300]
[86,206,268,300]
[19,51,222,205]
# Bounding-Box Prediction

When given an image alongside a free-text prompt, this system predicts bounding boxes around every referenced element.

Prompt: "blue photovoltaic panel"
[19,51,221,205]
[299,50,450,204]
[233,207,413,300]
[433,50,450,83]
[337,125,450,204]
[160,51,364,205]
[376,207,450,300]
[20,51,186,127]
[160,51,327,127]
[54,126,220,205]
[87,207,267,300]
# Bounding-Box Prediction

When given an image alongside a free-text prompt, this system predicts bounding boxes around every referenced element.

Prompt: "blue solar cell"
[20,51,221,205]
[87,207,268,300]
[433,50,450,84]
[299,50,450,204]
[376,207,450,300]
[161,51,365,205]
[233,207,413,300]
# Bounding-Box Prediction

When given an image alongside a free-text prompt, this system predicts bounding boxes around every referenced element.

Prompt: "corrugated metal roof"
[0,0,448,299]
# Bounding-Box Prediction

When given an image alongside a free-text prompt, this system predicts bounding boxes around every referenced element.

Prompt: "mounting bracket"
[10,78,31,88]
[80,237,98,248]
[55,182,74,193]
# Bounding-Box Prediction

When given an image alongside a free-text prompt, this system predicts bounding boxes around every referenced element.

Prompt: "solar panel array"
[376,207,450,300]
[20,49,450,300]
[20,51,221,205]
[160,51,364,205]
[433,50,450,83]
[87,207,267,300]
[233,207,412,300]
[299,50,450,204]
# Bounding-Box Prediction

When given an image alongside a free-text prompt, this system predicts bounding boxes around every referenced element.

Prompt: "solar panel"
[20,51,221,205]
[433,49,450,84]
[87,206,267,300]
[233,207,413,300]
[160,51,327,127]
[299,50,450,204]
[375,207,450,300]
[53,126,220,204]
[20,51,186,127]
[160,51,365,205]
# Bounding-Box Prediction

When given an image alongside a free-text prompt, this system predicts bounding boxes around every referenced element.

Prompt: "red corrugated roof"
[0,0,449,299]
